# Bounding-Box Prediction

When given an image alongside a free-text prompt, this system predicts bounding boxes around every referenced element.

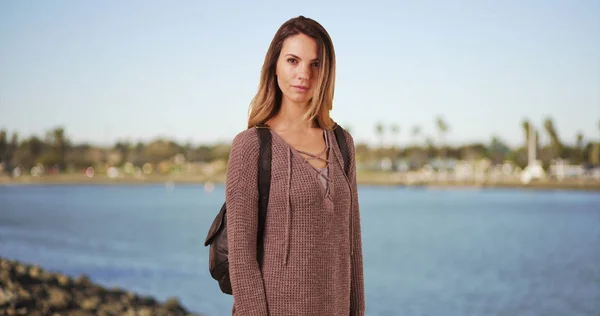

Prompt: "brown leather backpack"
[204,124,349,295]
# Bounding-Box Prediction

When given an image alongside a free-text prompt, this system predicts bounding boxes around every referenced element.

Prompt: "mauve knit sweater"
[225,127,365,316]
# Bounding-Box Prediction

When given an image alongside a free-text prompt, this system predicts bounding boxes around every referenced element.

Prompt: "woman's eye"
[311,62,320,68]
[287,58,297,64]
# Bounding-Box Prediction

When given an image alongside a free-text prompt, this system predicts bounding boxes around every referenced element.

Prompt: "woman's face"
[275,33,320,108]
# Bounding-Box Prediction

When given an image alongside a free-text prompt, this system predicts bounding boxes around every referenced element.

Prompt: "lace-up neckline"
[269,128,333,201]
[295,130,332,195]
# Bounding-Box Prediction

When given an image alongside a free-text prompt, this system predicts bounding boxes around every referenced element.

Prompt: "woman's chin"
[283,96,311,107]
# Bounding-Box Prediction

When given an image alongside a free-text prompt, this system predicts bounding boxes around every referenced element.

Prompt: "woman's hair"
[247,16,337,129]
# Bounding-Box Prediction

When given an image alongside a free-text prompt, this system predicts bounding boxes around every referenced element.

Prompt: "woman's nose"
[296,63,311,80]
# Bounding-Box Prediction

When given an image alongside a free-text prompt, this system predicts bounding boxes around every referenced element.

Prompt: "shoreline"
[1,174,599,192]
[0,257,202,316]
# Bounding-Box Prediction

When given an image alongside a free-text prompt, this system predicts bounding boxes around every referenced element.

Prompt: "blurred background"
[1,0,599,315]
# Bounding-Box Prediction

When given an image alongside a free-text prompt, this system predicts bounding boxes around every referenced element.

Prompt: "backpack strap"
[255,124,272,265]
[333,123,350,176]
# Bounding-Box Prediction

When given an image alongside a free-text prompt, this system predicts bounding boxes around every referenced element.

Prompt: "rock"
[13,288,33,308]
[0,288,15,307]
[28,284,46,299]
[111,286,126,295]
[0,270,10,283]
[138,307,154,316]
[70,311,96,316]
[57,274,71,286]
[120,291,137,305]
[97,301,125,315]
[138,296,158,307]
[0,257,204,316]
[14,264,27,276]
[46,288,71,310]
[122,308,136,316]
[80,296,100,311]
[75,275,92,287]
[165,297,185,312]
[29,265,41,278]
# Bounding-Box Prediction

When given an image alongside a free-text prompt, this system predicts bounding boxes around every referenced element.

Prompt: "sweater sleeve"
[345,131,366,316]
[225,130,269,315]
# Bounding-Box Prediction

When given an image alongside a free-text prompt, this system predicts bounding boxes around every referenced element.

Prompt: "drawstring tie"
[283,147,292,265]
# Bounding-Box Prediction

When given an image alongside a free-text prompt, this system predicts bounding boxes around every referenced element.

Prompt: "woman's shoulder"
[334,123,356,149]
[232,127,260,145]
[230,127,261,155]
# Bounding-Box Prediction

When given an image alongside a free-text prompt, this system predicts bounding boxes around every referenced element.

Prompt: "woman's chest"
[270,154,351,214]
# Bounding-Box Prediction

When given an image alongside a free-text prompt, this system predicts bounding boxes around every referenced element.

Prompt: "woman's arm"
[226,131,269,315]
[346,131,366,316]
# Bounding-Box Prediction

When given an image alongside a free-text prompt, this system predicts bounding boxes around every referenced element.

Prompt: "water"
[1,184,599,316]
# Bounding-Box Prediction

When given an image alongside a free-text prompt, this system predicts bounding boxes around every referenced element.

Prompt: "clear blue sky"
[1,0,599,148]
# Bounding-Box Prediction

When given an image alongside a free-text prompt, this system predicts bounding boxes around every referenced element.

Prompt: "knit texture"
[225,127,365,316]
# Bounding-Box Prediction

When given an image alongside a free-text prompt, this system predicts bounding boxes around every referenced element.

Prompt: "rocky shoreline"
[0,257,202,316]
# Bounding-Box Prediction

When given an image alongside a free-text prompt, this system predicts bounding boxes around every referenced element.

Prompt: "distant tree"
[411,125,421,146]
[114,141,131,165]
[6,133,19,171]
[375,122,384,149]
[590,143,600,165]
[144,139,179,164]
[576,132,584,149]
[10,133,18,150]
[461,143,487,161]
[574,132,585,163]
[135,142,145,152]
[27,136,44,163]
[390,124,399,148]
[46,127,68,171]
[522,119,530,149]
[543,116,564,158]
[211,144,231,162]
[435,115,449,158]
[14,136,45,169]
[425,136,436,159]
[489,136,510,164]
[354,143,371,164]
[0,130,6,166]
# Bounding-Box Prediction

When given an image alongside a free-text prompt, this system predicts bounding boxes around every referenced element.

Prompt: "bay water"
[1,184,599,315]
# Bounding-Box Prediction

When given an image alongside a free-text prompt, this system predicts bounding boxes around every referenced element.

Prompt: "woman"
[225,15,365,316]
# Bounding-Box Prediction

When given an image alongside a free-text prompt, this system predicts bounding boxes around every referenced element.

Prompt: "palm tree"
[408,125,423,168]
[576,132,584,149]
[425,136,435,158]
[52,127,67,171]
[543,117,564,158]
[411,125,421,146]
[375,122,384,149]
[390,124,399,149]
[0,130,6,164]
[10,133,18,150]
[6,133,19,171]
[522,119,530,149]
[575,132,584,163]
[435,115,449,158]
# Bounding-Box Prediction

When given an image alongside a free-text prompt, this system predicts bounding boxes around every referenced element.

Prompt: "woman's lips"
[292,85,309,92]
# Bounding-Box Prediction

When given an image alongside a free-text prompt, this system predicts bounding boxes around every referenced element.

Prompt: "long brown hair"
[247,16,337,129]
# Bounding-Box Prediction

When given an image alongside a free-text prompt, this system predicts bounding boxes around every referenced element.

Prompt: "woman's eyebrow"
[284,53,319,62]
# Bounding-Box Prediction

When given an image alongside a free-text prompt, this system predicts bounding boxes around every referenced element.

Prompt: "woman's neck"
[268,102,316,132]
